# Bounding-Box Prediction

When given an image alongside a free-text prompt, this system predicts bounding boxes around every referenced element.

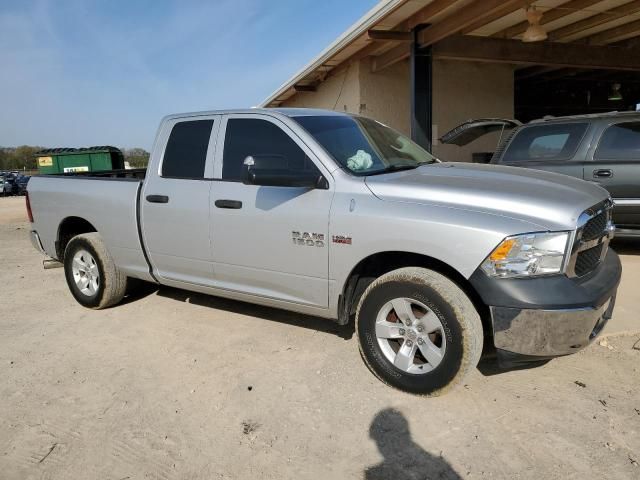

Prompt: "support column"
[410,26,433,152]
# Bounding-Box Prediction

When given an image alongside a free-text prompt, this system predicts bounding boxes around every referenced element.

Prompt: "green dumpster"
[35,146,125,174]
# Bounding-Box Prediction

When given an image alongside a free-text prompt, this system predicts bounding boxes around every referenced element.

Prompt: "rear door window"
[502,123,588,163]
[222,118,318,181]
[595,121,640,161]
[161,119,214,179]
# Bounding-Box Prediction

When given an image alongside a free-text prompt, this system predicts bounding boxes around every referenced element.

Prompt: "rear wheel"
[356,267,483,395]
[63,233,127,309]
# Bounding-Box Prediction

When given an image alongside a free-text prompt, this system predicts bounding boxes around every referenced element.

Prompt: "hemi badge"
[332,235,352,245]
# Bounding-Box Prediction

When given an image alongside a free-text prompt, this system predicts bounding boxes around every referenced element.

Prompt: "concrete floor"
[604,238,640,336]
[0,196,638,480]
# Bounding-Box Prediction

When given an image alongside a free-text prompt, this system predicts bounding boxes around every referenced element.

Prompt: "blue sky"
[0,0,377,148]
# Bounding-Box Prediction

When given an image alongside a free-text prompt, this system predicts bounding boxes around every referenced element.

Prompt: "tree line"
[0,146,150,171]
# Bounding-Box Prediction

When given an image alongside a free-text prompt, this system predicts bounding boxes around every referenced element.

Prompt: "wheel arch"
[338,251,490,332]
[56,216,98,260]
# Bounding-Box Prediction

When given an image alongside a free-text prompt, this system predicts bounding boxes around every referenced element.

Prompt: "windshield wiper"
[368,164,420,176]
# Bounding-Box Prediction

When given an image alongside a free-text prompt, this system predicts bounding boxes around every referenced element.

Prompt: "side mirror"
[242,156,329,189]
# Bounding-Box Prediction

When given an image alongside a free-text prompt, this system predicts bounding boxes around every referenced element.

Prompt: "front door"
[209,114,332,308]
[141,116,220,285]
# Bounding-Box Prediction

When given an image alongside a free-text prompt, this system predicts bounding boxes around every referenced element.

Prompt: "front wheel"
[356,267,483,396]
[63,233,127,309]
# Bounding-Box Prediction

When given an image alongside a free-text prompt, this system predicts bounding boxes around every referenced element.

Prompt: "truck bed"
[27,171,153,282]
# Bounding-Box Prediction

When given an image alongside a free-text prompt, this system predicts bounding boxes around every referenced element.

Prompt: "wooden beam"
[417,0,527,47]
[371,43,411,72]
[376,4,549,75]
[548,0,640,41]
[561,74,640,84]
[367,29,412,41]
[462,1,533,35]
[492,0,602,39]
[529,68,587,81]
[366,0,467,71]
[406,0,461,29]
[349,1,467,74]
[515,65,564,80]
[613,35,640,48]
[293,84,316,92]
[431,35,640,71]
[586,18,640,45]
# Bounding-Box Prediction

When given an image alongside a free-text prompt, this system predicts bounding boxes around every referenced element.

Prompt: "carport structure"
[261,0,640,162]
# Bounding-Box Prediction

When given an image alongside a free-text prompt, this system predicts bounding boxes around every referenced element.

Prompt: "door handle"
[215,199,242,209]
[146,194,169,203]
[593,169,613,178]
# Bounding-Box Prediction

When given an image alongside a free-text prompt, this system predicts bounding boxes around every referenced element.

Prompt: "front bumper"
[470,248,622,368]
[490,296,615,366]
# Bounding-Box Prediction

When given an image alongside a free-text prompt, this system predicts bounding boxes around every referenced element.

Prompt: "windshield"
[294,115,437,176]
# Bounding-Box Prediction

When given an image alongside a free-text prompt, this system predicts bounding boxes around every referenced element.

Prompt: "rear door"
[141,116,220,285]
[496,122,590,179]
[209,113,333,308]
[588,120,640,227]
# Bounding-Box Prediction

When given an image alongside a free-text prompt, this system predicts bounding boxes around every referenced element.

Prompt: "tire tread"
[355,267,483,396]
[64,233,127,309]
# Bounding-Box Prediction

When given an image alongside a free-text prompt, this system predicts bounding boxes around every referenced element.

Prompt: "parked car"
[1,174,15,196]
[26,108,620,395]
[15,175,30,195]
[0,175,7,196]
[441,112,640,237]
[8,174,20,196]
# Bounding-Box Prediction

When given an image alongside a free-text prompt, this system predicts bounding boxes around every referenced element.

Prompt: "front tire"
[63,233,127,309]
[356,267,483,396]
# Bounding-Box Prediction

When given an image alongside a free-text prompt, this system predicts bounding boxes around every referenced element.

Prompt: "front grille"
[574,243,604,277]
[567,200,613,277]
[582,210,608,242]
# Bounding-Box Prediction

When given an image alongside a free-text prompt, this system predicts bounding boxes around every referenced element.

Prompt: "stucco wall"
[432,59,514,163]
[358,57,411,136]
[279,57,411,136]
[280,57,514,164]
[279,61,361,113]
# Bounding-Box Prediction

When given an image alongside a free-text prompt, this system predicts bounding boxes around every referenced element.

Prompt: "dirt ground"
[0,195,638,480]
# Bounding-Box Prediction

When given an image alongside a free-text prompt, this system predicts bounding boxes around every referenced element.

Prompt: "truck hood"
[364,162,609,231]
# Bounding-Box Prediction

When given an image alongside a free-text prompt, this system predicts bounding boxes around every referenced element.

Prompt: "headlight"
[481,232,570,278]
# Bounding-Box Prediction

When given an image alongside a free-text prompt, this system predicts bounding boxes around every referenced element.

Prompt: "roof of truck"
[163,108,352,121]
[272,108,351,117]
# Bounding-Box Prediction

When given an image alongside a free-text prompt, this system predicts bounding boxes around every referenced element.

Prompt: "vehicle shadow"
[119,278,160,306]
[365,408,462,480]
[611,238,640,255]
[476,355,549,376]
[155,285,354,340]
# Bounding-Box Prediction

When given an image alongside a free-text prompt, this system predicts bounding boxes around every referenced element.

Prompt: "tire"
[356,267,483,396]
[63,233,127,309]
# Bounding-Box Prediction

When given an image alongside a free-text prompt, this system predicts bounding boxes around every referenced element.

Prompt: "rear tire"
[63,233,127,309]
[356,267,483,396]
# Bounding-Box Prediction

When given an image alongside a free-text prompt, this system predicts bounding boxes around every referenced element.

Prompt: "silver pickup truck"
[27,108,621,395]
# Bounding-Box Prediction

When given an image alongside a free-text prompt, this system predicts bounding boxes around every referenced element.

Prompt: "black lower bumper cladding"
[470,249,622,368]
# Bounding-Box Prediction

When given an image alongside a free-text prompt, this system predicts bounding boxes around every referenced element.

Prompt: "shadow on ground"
[365,408,461,480]
[611,238,640,255]
[155,285,354,340]
[119,278,160,306]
